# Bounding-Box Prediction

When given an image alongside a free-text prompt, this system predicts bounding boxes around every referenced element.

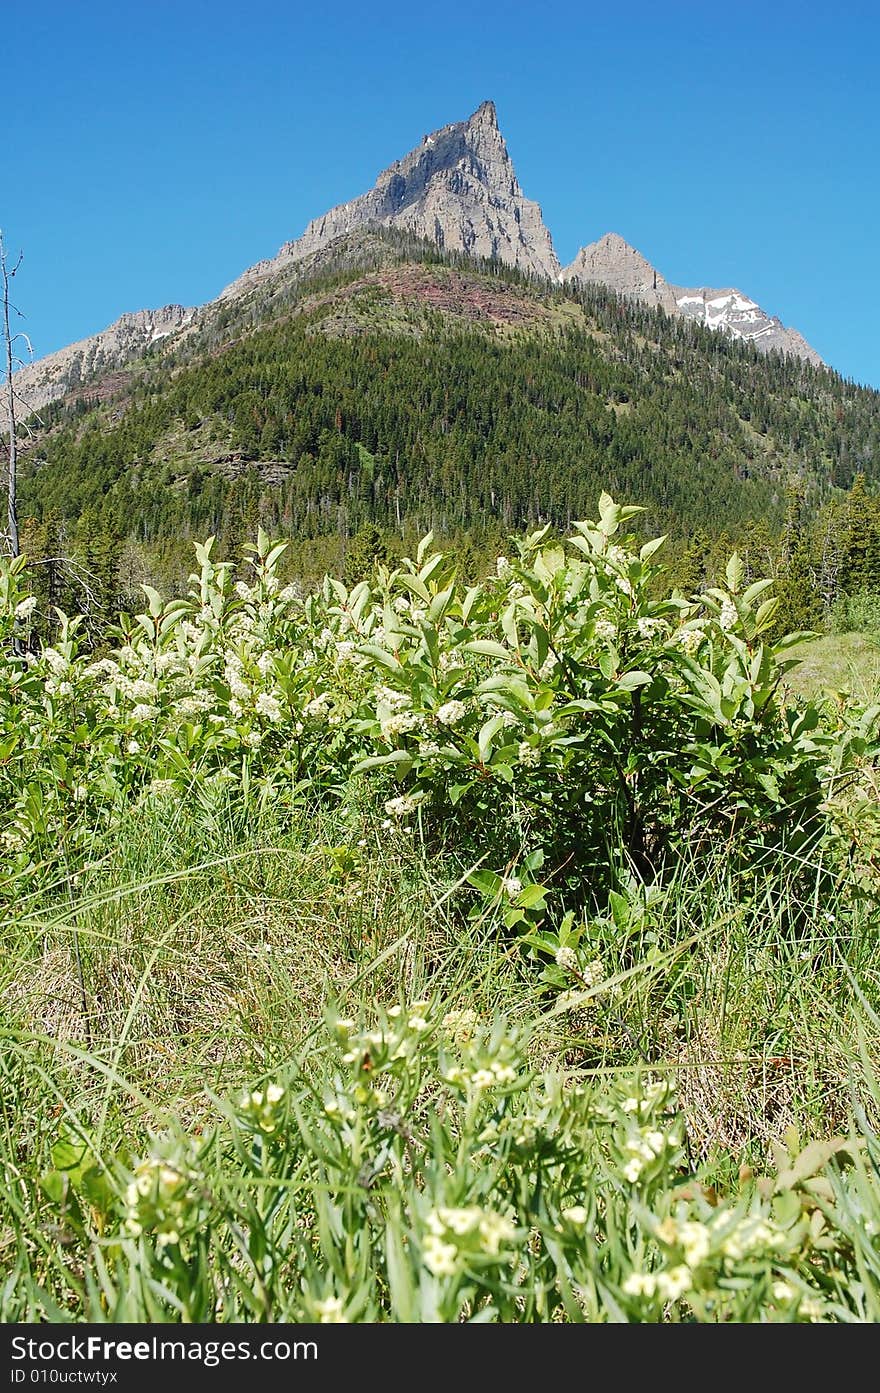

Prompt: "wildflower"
[501,876,522,899]
[471,1070,496,1090]
[594,618,617,643]
[407,1013,429,1032]
[582,958,605,987]
[131,703,159,723]
[772,1281,794,1302]
[436,699,466,726]
[675,627,706,656]
[441,1008,478,1044]
[375,685,409,711]
[304,694,332,719]
[538,655,556,680]
[422,1235,458,1277]
[384,794,418,819]
[623,1157,644,1183]
[437,1207,481,1236]
[561,1206,589,1227]
[679,1221,711,1268]
[43,648,67,675]
[238,1082,286,1134]
[380,711,419,740]
[130,679,158,702]
[14,595,37,621]
[496,556,511,577]
[719,598,738,631]
[623,1272,657,1297]
[637,616,665,639]
[255,692,283,723]
[313,1297,347,1323]
[127,740,141,755]
[491,1063,517,1086]
[518,741,540,767]
[555,945,579,973]
[478,1211,516,1254]
[656,1265,692,1302]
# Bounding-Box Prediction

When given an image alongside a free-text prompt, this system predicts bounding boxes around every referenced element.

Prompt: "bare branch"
[1,230,21,556]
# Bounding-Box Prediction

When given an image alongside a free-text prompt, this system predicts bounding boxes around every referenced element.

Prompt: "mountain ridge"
[12,101,824,414]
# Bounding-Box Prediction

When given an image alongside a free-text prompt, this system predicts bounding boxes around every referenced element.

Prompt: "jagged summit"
[12,101,825,413]
[220,101,560,298]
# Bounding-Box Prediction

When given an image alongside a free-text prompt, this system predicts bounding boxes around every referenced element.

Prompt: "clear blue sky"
[6,0,880,386]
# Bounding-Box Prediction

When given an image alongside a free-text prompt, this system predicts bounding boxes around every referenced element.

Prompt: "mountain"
[12,304,195,417]
[19,235,879,580]
[12,102,829,423]
[672,287,823,366]
[564,234,822,365]
[562,233,679,315]
[219,99,559,301]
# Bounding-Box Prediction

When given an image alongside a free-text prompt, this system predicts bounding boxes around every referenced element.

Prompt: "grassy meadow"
[3,502,880,1322]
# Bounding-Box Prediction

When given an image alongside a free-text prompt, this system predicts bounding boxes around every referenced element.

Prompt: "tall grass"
[3,796,880,1321]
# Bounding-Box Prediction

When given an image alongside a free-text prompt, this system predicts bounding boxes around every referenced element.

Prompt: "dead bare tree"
[1,229,34,558]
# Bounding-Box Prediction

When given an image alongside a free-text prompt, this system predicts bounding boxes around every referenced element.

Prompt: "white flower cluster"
[123,1155,197,1248]
[436,699,466,726]
[518,741,540,768]
[237,1082,286,1134]
[422,1206,517,1276]
[380,710,419,741]
[719,598,738,631]
[674,627,706,656]
[384,794,419,819]
[14,595,37,621]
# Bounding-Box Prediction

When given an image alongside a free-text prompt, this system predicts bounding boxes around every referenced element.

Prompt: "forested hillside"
[15,235,880,614]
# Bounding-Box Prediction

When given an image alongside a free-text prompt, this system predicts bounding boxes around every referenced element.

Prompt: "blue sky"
[6,0,879,386]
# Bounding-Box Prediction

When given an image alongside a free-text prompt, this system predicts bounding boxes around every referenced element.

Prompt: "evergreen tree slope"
[19,235,880,558]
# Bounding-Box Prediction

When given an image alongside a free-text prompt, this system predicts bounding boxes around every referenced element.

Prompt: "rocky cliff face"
[12,304,195,415]
[220,100,559,299]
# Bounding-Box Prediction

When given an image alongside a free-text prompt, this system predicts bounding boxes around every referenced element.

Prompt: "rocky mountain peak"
[562,234,679,313]
[220,102,559,299]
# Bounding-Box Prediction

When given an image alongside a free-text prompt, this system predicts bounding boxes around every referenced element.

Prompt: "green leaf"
[616,670,652,691]
[478,714,506,762]
[725,553,744,593]
[516,883,548,909]
[463,640,514,661]
[358,643,401,671]
[352,751,413,773]
[639,535,667,562]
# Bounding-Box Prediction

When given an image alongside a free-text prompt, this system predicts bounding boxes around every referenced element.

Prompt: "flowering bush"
[1,497,873,911]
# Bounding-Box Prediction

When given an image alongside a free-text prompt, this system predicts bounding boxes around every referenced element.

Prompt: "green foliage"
[18,246,880,568]
[3,501,867,917]
[6,1006,880,1322]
